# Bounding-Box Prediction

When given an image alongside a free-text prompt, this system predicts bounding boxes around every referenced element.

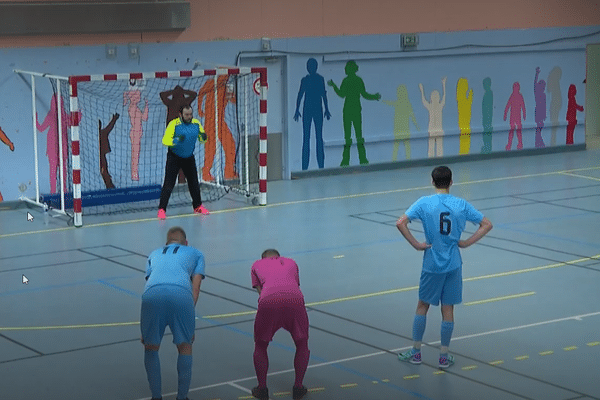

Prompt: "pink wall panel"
[0,0,598,48]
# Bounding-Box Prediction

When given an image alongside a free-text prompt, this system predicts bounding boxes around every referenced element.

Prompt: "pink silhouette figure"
[504,82,526,150]
[566,84,584,145]
[533,67,546,148]
[37,94,70,194]
[124,90,149,181]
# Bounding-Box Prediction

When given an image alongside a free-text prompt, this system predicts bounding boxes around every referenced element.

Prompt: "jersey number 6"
[439,212,451,235]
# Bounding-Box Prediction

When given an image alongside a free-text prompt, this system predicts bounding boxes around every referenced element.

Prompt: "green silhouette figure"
[481,77,493,154]
[382,84,419,161]
[328,60,381,166]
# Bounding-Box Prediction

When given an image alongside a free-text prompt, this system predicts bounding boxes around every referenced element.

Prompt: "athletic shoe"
[292,385,308,400]
[439,354,455,369]
[251,386,269,400]
[398,348,421,364]
[194,205,209,215]
[157,209,166,220]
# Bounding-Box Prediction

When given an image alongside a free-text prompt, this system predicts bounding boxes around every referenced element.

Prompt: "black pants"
[159,150,202,210]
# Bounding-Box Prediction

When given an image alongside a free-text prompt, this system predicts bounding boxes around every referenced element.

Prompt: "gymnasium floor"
[1,148,599,400]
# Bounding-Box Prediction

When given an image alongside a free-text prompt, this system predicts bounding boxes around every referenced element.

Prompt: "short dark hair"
[179,104,192,114]
[261,249,280,259]
[431,166,452,189]
[166,226,187,244]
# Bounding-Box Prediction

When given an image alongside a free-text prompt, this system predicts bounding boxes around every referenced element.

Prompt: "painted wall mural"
[198,76,238,181]
[327,60,381,166]
[481,77,493,154]
[504,82,526,150]
[566,84,584,145]
[534,67,547,148]
[419,77,446,158]
[294,58,331,170]
[290,56,587,172]
[382,84,419,161]
[0,126,15,202]
[36,93,71,194]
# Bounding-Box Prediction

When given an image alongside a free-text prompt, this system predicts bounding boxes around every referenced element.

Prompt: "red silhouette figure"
[0,126,15,202]
[197,76,237,181]
[566,84,584,145]
[37,94,70,194]
[504,82,526,151]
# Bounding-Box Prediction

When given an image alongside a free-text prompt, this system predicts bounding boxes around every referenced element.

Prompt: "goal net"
[17,68,268,227]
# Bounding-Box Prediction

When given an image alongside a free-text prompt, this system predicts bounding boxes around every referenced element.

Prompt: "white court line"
[228,382,252,393]
[133,310,600,400]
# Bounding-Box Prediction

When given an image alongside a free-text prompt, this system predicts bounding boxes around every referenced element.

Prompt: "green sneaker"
[398,348,421,364]
[439,354,455,369]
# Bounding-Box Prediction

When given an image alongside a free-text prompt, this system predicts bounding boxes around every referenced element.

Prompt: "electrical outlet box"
[401,34,419,49]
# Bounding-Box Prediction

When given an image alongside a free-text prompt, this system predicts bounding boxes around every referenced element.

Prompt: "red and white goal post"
[17,67,268,227]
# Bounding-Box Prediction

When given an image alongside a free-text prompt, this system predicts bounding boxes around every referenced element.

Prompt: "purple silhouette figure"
[504,82,526,151]
[534,67,546,148]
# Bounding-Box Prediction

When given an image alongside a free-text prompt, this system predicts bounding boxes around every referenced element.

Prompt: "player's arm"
[251,267,262,295]
[396,214,431,251]
[193,119,207,142]
[162,119,177,146]
[458,217,493,248]
[191,274,203,306]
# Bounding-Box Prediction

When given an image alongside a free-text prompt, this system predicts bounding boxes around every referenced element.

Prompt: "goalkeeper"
[158,105,209,219]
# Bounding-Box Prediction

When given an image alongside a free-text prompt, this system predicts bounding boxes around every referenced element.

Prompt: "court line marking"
[559,172,600,182]
[227,382,251,394]
[464,292,536,306]
[2,166,600,239]
[132,310,600,400]
[2,253,598,331]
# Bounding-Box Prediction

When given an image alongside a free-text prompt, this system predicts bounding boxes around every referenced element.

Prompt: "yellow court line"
[559,172,600,182]
[340,383,358,388]
[3,166,600,239]
[0,321,140,331]
[464,292,536,306]
[2,253,599,331]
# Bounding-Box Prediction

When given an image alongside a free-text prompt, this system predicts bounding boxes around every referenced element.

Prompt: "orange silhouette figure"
[0,126,15,201]
[124,90,149,181]
[197,76,237,181]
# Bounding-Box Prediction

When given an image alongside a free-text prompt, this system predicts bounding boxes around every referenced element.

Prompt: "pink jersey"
[251,257,304,304]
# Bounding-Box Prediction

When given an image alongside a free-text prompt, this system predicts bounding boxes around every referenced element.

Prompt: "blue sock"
[412,315,426,345]
[441,321,454,347]
[144,349,161,399]
[177,354,193,400]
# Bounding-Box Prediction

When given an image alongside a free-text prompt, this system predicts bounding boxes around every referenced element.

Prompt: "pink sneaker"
[157,209,166,220]
[194,205,209,215]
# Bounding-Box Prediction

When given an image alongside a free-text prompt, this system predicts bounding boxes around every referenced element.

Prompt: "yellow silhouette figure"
[456,78,473,155]
[382,84,419,161]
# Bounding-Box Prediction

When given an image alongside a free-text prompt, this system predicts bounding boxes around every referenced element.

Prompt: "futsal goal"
[15,67,268,227]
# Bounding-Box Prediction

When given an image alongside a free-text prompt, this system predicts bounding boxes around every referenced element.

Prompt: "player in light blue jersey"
[140,227,205,400]
[396,166,492,368]
[158,105,209,220]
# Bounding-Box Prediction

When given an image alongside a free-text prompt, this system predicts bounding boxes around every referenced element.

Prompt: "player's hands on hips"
[458,240,469,248]
[415,242,431,251]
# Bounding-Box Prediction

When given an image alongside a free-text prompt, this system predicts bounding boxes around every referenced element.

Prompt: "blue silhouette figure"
[294,58,331,170]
